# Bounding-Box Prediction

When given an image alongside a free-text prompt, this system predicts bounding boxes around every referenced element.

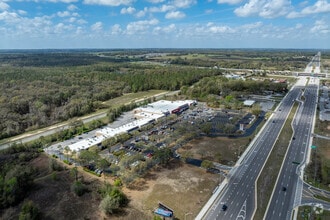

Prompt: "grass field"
[178,136,251,165]
[254,102,298,220]
[102,90,167,107]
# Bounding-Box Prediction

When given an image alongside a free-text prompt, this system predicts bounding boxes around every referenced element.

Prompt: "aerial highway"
[199,52,328,220]
[200,78,303,220]
[264,77,319,220]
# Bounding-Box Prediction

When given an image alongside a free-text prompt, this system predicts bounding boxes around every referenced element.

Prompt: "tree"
[154,148,172,165]
[64,146,70,161]
[201,122,212,135]
[70,167,78,182]
[19,200,40,220]
[78,150,99,166]
[99,195,120,215]
[71,181,87,196]
[251,104,262,116]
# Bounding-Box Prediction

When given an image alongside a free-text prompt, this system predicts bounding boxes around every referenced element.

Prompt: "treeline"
[154,49,318,71]
[182,76,287,98]
[0,59,222,139]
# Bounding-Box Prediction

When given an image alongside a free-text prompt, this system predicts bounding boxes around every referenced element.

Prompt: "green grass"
[305,137,330,191]
[254,102,298,220]
[102,90,167,107]
[297,206,330,220]
[314,195,330,203]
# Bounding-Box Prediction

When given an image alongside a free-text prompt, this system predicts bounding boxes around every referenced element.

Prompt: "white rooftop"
[67,100,194,152]
[136,100,195,114]
[244,100,255,106]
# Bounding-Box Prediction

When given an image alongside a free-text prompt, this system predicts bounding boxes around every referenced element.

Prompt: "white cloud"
[121,7,136,14]
[18,10,27,15]
[57,11,71,17]
[83,0,133,6]
[259,0,291,18]
[67,17,76,22]
[311,20,330,34]
[126,18,159,35]
[48,0,79,3]
[302,0,330,14]
[0,1,9,11]
[205,9,213,14]
[172,0,197,8]
[217,0,242,4]
[153,24,176,35]
[67,4,78,11]
[287,1,330,18]
[91,21,103,31]
[0,11,20,23]
[147,0,165,3]
[149,4,175,13]
[209,25,235,34]
[111,24,122,34]
[235,0,292,18]
[241,21,263,29]
[165,11,185,19]
[77,19,87,24]
[136,7,148,18]
[234,0,261,17]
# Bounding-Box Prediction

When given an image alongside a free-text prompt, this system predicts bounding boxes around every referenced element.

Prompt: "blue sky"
[0,0,329,49]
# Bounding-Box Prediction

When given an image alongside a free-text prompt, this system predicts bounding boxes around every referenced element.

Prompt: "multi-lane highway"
[264,77,319,220]
[304,52,321,74]
[201,79,302,220]
[199,52,329,220]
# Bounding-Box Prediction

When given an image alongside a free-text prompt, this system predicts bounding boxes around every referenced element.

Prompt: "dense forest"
[0,49,322,139]
[0,52,223,139]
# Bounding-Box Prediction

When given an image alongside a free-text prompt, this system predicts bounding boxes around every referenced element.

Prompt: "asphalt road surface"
[264,77,319,220]
[202,78,303,220]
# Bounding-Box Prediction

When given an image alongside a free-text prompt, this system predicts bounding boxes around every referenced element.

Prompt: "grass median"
[253,102,299,220]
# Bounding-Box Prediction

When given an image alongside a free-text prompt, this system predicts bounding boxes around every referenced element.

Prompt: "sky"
[0,0,329,49]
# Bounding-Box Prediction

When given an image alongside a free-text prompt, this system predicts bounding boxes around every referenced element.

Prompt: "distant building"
[243,100,255,107]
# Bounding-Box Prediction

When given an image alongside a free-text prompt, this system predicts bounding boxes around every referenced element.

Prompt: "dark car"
[282,186,287,191]
[222,204,228,211]
[292,137,296,140]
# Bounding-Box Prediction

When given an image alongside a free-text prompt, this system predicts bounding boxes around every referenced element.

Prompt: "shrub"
[99,195,120,215]
[19,200,40,220]
[71,181,87,196]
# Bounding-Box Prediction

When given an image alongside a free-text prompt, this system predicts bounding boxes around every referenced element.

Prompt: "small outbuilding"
[243,100,255,107]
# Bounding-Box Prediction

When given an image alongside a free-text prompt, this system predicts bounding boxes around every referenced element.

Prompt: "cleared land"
[0,153,220,220]
[178,136,250,165]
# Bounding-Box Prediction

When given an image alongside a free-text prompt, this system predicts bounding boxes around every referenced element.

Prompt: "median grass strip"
[253,102,298,220]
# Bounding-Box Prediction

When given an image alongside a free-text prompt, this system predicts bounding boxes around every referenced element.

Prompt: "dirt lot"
[178,136,250,165]
[1,153,221,220]
[124,159,221,220]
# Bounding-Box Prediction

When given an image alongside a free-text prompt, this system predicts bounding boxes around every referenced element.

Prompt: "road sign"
[311,145,317,149]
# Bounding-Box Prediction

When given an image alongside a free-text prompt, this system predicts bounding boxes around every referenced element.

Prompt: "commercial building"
[67,100,195,152]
